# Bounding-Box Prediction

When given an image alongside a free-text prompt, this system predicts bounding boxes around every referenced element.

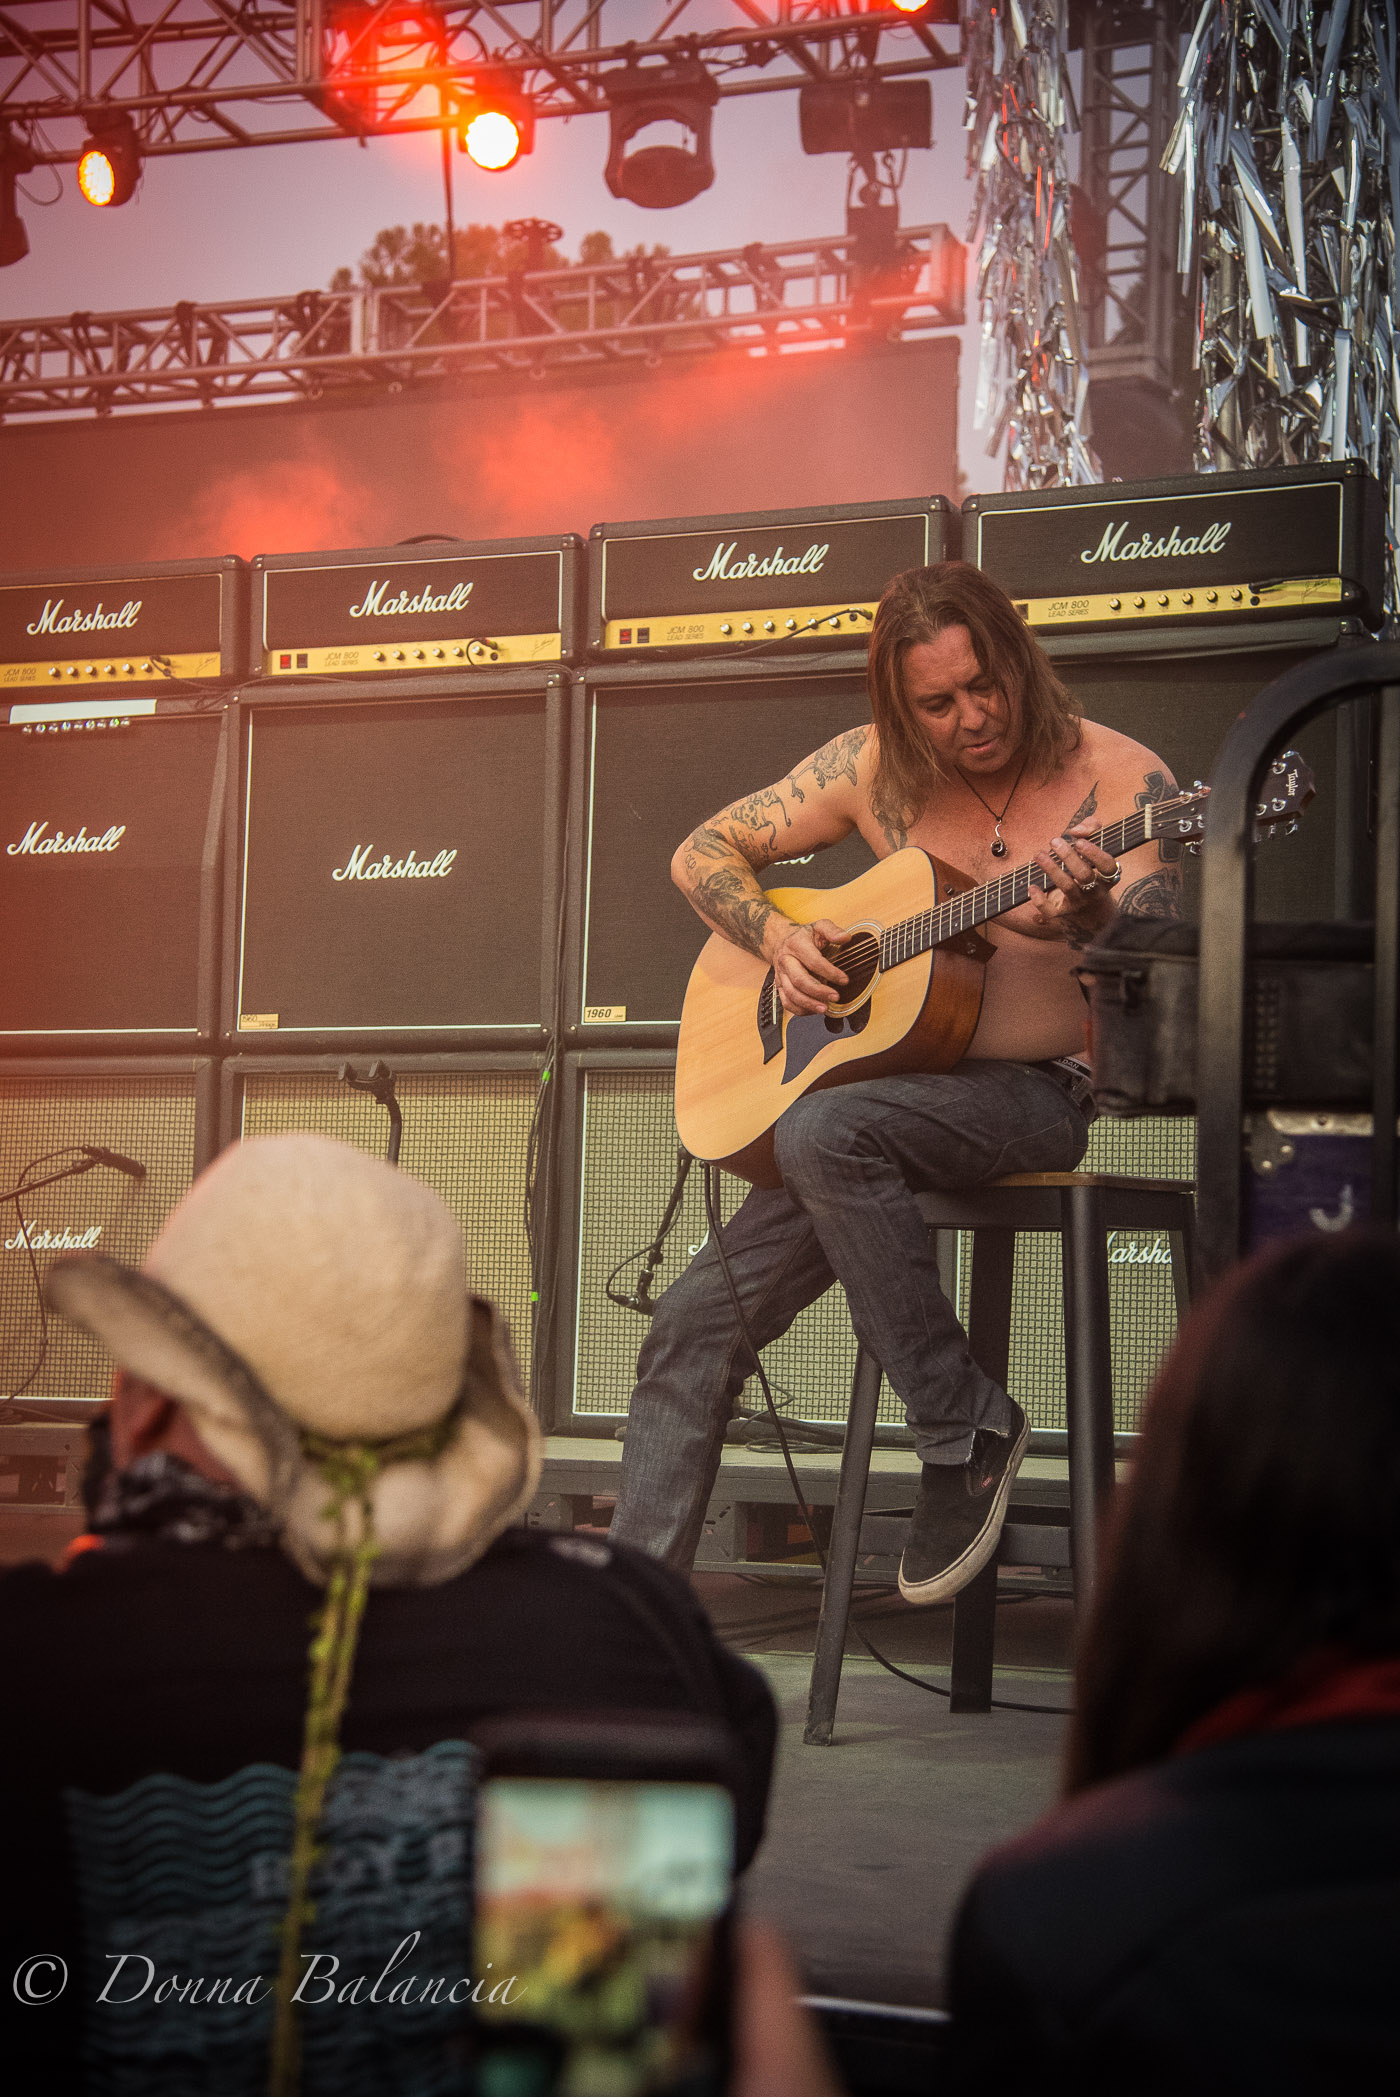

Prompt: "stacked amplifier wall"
[3,471,1385,1435]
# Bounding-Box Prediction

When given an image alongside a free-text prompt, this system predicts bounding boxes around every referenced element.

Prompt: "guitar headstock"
[1147,749,1316,851]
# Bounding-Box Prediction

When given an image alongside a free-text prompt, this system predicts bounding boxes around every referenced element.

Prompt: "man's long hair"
[868,563,1081,827]
[1065,1230,1400,1794]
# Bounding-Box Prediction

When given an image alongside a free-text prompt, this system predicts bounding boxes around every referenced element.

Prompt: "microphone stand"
[338,1060,403,1166]
[607,1147,693,1315]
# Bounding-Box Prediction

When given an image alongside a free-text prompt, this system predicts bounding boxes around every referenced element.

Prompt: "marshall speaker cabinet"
[589,497,955,661]
[552,1051,1193,1443]
[0,1058,214,1407]
[963,463,1385,638]
[568,654,879,1035]
[0,555,248,700]
[251,536,584,679]
[227,670,566,1048]
[0,703,228,1050]
[221,1054,543,1393]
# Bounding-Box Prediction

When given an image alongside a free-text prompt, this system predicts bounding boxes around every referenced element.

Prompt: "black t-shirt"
[1,1525,775,2093]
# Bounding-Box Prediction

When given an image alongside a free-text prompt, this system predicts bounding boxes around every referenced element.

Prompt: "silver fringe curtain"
[963,0,1100,489]
[1165,0,1400,608]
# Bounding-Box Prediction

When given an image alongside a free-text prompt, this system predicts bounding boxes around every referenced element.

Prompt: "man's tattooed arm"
[1118,770,1184,919]
[672,727,869,958]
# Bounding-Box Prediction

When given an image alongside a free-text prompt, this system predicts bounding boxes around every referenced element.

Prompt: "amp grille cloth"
[1,1076,197,1404]
[239,1071,537,1384]
[572,1070,1194,1436]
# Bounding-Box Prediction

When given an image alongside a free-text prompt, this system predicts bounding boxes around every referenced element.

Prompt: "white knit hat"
[46,1132,542,1587]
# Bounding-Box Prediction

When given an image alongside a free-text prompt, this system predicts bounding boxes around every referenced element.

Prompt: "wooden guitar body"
[675,848,990,1188]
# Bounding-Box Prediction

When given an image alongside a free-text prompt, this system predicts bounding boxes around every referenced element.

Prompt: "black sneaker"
[897,1401,1030,1606]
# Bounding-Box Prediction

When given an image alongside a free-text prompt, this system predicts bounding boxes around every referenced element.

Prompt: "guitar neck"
[881,807,1155,968]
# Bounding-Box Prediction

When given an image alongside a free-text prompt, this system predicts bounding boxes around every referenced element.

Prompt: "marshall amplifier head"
[963,462,1385,636]
[0,555,248,702]
[253,535,584,679]
[589,497,955,659]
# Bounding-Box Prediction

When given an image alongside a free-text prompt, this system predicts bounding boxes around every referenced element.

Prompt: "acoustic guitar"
[674,758,1314,1187]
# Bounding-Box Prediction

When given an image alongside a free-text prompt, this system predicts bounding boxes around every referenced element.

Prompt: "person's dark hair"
[1066,1229,1400,1794]
[867,562,1081,826]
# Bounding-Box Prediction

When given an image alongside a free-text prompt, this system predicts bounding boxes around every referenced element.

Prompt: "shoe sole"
[897,1407,1031,1608]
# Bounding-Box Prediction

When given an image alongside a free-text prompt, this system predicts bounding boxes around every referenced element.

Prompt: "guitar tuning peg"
[1255,802,1267,818]
[1185,840,1202,855]
[1192,779,1205,791]
[1286,818,1299,835]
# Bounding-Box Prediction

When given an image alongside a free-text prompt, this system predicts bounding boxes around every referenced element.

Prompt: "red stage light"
[462,108,523,171]
[76,116,139,207]
[457,76,534,171]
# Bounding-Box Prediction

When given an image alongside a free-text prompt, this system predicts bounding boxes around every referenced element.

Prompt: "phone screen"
[473,1774,735,2097]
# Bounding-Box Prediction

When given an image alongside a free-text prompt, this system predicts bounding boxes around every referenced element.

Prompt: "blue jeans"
[608,1060,1090,1570]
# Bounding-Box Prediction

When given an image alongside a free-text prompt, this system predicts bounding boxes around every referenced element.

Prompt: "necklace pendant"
[991,837,1008,859]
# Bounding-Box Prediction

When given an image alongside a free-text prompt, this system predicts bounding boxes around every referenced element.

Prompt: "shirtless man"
[609,562,1183,1604]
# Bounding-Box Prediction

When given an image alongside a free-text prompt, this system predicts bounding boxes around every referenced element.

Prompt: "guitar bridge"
[756,970,783,1064]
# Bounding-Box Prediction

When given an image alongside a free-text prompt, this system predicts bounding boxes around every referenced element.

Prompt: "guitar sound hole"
[832,932,880,1006]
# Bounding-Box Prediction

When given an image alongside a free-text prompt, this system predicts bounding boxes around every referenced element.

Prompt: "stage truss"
[0,221,965,418]
[0,2,959,163]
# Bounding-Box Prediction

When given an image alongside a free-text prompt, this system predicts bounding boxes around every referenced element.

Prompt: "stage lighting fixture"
[457,74,534,171]
[77,112,140,207]
[798,77,932,160]
[0,130,34,267]
[602,58,719,210]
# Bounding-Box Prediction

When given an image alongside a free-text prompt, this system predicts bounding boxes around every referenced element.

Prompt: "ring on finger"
[1102,861,1121,888]
[1074,874,1099,894]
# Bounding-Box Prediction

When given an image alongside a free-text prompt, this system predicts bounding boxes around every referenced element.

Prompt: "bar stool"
[802,1172,1196,1745]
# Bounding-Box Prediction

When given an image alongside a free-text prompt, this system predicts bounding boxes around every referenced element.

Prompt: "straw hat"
[46,1132,542,1587]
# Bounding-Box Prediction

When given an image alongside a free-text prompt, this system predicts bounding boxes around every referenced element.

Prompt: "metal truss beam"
[0,3,959,163]
[0,222,965,418]
[1076,1,1181,392]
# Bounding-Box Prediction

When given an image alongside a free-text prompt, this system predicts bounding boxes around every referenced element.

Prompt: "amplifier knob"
[828,617,841,628]
[720,623,732,635]
[453,645,465,657]
[1181,591,1194,605]
[763,620,775,633]
[1229,588,1242,602]
[414,648,426,660]
[373,650,386,663]
[433,646,445,659]
[742,622,754,634]
[48,666,60,678]
[141,661,153,672]
[1206,589,1218,603]
[1157,594,1169,607]
[1108,597,1121,611]
[123,663,134,673]
[786,618,797,630]
[105,663,117,674]
[393,649,406,661]
[86,663,99,675]
[67,666,80,677]
[1133,596,1145,609]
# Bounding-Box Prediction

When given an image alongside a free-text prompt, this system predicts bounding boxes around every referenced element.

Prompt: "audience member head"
[47,1132,541,1587]
[1067,1228,1400,1793]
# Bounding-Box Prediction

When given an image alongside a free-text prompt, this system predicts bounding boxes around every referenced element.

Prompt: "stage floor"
[698,1571,1073,2009]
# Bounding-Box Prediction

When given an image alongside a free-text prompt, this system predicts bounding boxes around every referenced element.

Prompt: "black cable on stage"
[700,1160,1072,1718]
[2,1146,145,1418]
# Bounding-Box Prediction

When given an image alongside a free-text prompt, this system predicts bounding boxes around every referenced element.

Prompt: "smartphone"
[470,1715,739,2097]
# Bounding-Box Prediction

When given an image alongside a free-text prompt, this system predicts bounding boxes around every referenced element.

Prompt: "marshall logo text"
[347,580,475,620]
[4,1224,102,1252]
[690,541,830,584]
[24,598,142,638]
[7,821,126,857]
[1080,519,1232,566]
[332,845,458,882]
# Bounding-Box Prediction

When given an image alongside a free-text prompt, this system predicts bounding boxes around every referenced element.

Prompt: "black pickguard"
[781,999,872,1083]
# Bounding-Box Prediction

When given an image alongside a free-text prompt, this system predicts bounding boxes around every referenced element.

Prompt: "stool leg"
[804,1345,882,1746]
[948,1227,1016,1715]
[950,1561,999,1713]
[1063,1184,1115,1609]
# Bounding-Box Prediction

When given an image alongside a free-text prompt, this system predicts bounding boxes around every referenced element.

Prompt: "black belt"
[1034,1055,1097,1117]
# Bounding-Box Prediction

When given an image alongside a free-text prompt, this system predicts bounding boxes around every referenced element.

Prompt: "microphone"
[81,1145,147,1182]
